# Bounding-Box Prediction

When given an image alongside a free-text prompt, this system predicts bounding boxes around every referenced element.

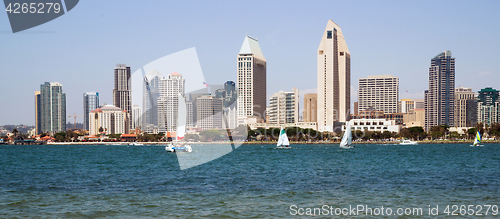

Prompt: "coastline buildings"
[268,88,299,125]
[113,64,132,133]
[83,92,99,131]
[303,93,317,123]
[143,69,164,133]
[425,51,455,130]
[317,20,351,132]
[89,105,128,135]
[35,82,66,135]
[358,75,399,114]
[454,87,477,127]
[157,72,185,133]
[477,87,500,126]
[237,35,267,125]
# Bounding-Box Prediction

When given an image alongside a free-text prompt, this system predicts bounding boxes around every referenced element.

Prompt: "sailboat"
[276,127,290,149]
[165,93,192,153]
[470,131,483,147]
[340,122,355,149]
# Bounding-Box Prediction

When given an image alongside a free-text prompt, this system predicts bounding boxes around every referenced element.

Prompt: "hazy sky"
[1,0,499,125]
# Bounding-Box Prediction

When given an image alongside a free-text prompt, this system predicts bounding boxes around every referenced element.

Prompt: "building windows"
[327,31,332,39]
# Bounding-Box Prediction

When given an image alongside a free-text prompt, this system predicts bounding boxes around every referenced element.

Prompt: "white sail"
[340,122,352,147]
[177,93,186,140]
[277,127,290,146]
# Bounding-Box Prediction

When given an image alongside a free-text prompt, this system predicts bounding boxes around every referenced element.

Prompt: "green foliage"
[98,127,104,133]
[199,129,221,141]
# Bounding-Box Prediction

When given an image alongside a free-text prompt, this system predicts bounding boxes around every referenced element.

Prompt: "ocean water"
[1,144,500,218]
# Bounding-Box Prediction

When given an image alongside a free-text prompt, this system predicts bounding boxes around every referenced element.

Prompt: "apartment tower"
[113,64,132,133]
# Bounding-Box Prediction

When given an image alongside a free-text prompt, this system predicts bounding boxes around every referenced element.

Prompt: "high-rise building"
[425,51,455,130]
[237,35,266,125]
[303,93,317,122]
[132,105,142,130]
[142,69,164,133]
[454,87,477,127]
[34,91,41,135]
[89,105,128,135]
[215,81,238,129]
[36,82,66,134]
[317,20,351,132]
[477,87,500,126]
[268,88,299,125]
[196,95,223,130]
[113,64,132,133]
[358,75,399,114]
[157,72,185,133]
[83,92,99,131]
[399,99,415,113]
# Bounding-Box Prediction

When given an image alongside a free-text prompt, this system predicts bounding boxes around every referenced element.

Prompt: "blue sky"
[1,0,499,125]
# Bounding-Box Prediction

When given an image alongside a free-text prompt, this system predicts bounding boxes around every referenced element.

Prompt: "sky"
[1,0,499,126]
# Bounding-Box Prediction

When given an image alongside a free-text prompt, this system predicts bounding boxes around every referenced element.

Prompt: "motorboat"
[400,140,418,145]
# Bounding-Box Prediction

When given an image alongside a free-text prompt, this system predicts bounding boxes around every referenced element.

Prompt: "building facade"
[477,87,500,126]
[237,36,267,125]
[83,92,99,131]
[425,51,455,130]
[89,105,128,135]
[268,88,299,125]
[317,20,351,132]
[343,119,400,133]
[454,87,477,127]
[132,105,142,130]
[398,99,414,113]
[358,75,399,114]
[113,64,132,133]
[196,96,223,130]
[157,72,185,133]
[36,82,66,134]
[142,69,164,133]
[403,109,425,128]
[303,93,317,123]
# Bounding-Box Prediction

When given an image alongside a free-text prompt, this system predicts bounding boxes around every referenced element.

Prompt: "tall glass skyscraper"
[113,64,131,133]
[83,92,99,131]
[425,51,455,130]
[36,82,66,134]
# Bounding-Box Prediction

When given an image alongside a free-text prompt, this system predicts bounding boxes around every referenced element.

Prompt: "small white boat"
[165,93,193,153]
[130,142,143,146]
[276,127,291,149]
[165,142,192,152]
[400,140,418,145]
[340,122,355,149]
[470,131,483,147]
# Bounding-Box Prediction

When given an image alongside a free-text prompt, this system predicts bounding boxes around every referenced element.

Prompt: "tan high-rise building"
[237,35,266,125]
[358,75,399,114]
[113,64,131,133]
[398,99,415,113]
[454,87,477,127]
[317,20,350,132]
[303,93,317,122]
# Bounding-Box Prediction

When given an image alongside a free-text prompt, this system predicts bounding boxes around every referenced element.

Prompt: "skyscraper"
[196,95,224,130]
[358,75,399,114]
[303,93,317,122]
[113,64,132,133]
[36,82,66,134]
[237,35,266,125]
[83,92,99,131]
[268,88,299,125]
[132,105,142,130]
[157,72,185,133]
[142,69,164,133]
[454,87,477,127]
[425,51,455,130]
[477,87,500,126]
[34,91,41,135]
[317,20,351,132]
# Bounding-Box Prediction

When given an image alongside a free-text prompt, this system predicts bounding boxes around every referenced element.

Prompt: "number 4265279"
[5,3,61,14]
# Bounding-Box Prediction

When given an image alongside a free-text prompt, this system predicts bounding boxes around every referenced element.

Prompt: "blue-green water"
[1,144,500,218]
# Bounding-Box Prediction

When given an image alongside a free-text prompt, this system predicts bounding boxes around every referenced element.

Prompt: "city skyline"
[1,1,500,125]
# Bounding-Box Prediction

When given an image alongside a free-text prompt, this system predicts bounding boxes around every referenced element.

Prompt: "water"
[1,144,500,218]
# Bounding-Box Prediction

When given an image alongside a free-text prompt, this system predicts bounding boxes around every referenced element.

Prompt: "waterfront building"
[83,92,99,131]
[89,105,128,135]
[268,88,299,125]
[317,20,351,132]
[403,109,425,128]
[157,72,185,133]
[237,35,267,125]
[477,87,500,126]
[358,75,399,114]
[342,119,400,133]
[303,93,317,123]
[142,69,164,133]
[425,51,455,130]
[454,87,477,127]
[132,105,141,130]
[196,95,224,130]
[113,64,132,133]
[36,82,66,134]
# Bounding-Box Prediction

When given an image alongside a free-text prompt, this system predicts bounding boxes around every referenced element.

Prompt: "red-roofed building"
[121,134,137,142]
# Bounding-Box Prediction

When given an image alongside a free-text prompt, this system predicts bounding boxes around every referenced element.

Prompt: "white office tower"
[268,88,299,125]
[157,72,185,133]
[358,75,399,113]
[142,69,164,133]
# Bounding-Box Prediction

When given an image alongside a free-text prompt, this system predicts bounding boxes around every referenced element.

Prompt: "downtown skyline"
[1,1,500,125]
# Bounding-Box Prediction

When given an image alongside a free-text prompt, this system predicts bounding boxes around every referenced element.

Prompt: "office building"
[132,105,142,130]
[89,105,128,135]
[142,69,164,133]
[113,64,132,133]
[425,51,455,130]
[398,99,414,113]
[303,93,317,123]
[403,109,425,128]
[268,88,299,125]
[358,75,399,114]
[157,72,185,133]
[83,92,99,131]
[237,35,266,125]
[36,82,66,134]
[477,87,500,126]
[454,87,477,127]
[317,20,351,132]
[196,95,223,130]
